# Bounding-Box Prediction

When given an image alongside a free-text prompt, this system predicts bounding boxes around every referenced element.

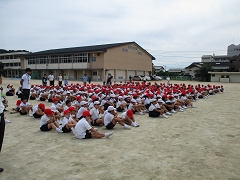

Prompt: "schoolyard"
[0,78,240,180]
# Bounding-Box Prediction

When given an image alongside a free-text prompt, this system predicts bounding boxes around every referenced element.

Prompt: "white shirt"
[48,74,54,81]
[121,112,127,119]
[20,102,31,111]
[104,112,114,126]
[74,118,92,139]
[51,103,61,112]
[77,107,87,119]
[61,116,74,127]
[0,90,5,114]
[21,73,31,89]
[58,76,62,81]
[40,114,50,127]
[90,107,99,120]
[32,105,39,114]
[149,103,160,111]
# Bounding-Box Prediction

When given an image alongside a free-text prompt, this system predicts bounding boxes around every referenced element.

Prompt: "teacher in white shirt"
[20,68,32,100]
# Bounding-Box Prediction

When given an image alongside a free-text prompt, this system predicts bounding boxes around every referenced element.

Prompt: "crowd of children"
[5,81,225,139]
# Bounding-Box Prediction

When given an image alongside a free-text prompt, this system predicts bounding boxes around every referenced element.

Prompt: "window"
[27,57,36,64]
[137,51,142,55]
[122,48,128,52]
[221,75,225,78]
[73,53,88,63]
[50,55,59,64]
[92,57,96,62]
[128,46,137,50]
[211,74,215,77]
[39,56,47,64]
[93,71,97,76]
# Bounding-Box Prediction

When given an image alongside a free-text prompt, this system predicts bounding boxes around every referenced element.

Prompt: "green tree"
[194,65,213,82]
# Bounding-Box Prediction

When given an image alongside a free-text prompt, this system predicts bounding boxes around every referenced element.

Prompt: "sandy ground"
[0,78,240,180]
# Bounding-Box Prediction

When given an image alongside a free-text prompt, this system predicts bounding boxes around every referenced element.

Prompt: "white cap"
[94,101,100,105]
[107,106,115,111]
[80,101,88,106]
[110,94,115,98]
[131,99,137,103]
[158,99,164,103]
[150,99,157,102]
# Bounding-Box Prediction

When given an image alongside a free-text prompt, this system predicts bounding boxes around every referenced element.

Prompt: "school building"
[18,42,155,81]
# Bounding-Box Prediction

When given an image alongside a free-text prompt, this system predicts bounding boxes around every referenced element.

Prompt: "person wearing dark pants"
[0,112,5,173]
[0,74,5,172]
[20,68,32,100]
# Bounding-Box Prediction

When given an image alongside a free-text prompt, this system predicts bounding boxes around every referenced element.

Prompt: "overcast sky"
[1,0,240,69]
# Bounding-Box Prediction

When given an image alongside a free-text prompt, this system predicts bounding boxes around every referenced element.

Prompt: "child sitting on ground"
[61,109,76,133]
[32,103,45,118]
[74,110,114,139]
[39,108,63,133]
[19,97,33,116]
[11,100,22,114]
[121,109,139,127]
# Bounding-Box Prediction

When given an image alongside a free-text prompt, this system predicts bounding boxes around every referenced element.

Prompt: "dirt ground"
[0,78,240,180]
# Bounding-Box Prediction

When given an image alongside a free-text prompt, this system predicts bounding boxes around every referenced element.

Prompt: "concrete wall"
[210,72,240,83]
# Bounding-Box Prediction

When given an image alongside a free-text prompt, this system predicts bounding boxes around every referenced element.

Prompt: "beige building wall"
[103,43,152,72]
[89,53,104,69]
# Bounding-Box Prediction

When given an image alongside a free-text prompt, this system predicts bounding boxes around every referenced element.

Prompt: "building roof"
[201,55,213,59]
[168,68,185,72]
[185,62,229,69]
[20,41,156,60]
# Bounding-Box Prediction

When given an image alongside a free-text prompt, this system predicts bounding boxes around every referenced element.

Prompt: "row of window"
[128,46,137,50]
[122,48,142,55]
[0,55,15,60]
[4,62,21,67]
[27,54,89,65]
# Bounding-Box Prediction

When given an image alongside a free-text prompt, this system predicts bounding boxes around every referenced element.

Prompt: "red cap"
[44,108,54,116]
[68,106,76,111]
[82,110,91,117]
[91,95,98,101]
[52,98,58,102]
[127,110,133,119]
[16,100,22,106]
[38,103,45,110]
[76,96,82,100]
[63,109,70,115]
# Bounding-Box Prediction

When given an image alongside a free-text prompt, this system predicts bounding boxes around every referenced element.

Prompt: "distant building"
[227,44,240,56]
[0,51,29,78]
[168,68,185,75]
[186,44,240,79]
[185,62,229,78]
[18,42,155,80]
[153,65,165,73]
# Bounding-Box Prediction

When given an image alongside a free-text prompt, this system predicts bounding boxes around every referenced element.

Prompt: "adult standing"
[64,74,68,85]
[48,72,54,86]
[57,73,63,87]
[83,74,88,86]
[106,73,113,86]
[166,76,170,86]
[129,75,132,82]
[0,72,5,172]
[88,76,92,84]
[42,74,47,86]
[20,68,32,100]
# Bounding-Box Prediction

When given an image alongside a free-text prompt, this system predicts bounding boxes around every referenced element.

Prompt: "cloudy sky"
[1,0,240,69]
